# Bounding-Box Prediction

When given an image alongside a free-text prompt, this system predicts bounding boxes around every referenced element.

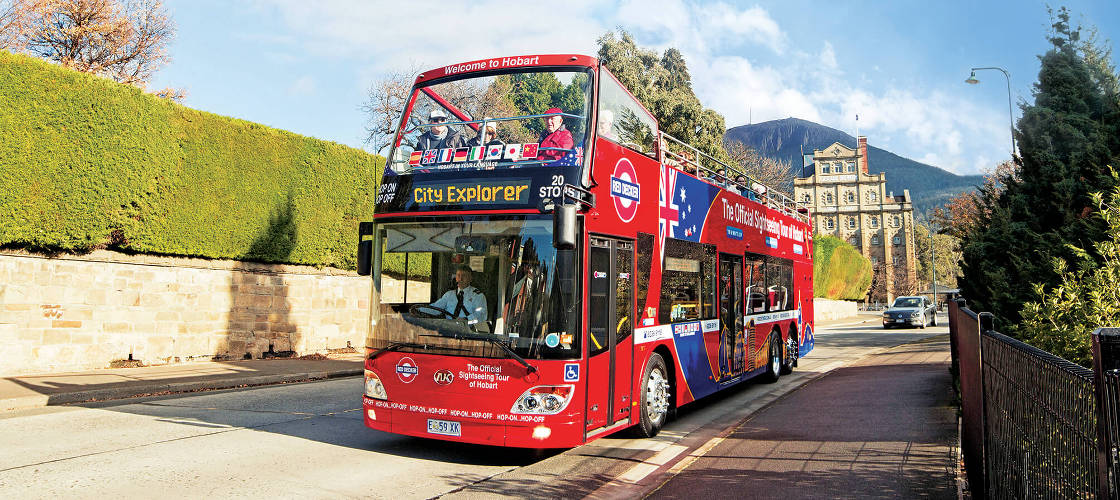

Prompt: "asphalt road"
[0,313,949,499]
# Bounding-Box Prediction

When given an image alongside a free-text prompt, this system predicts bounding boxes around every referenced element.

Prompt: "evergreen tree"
[596,30,731,162]
[959,7,1120,328]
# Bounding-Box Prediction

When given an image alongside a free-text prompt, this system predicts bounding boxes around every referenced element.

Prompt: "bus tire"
[781,331,798,375]
[762,332,781,383]
[637,353,671,438]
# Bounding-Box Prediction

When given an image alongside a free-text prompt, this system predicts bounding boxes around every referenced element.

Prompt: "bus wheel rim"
[646,368,669,423]
[771,341,780,373]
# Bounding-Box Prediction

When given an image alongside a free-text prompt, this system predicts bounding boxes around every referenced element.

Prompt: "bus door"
[587,236,634,431]
[718,253,743,379]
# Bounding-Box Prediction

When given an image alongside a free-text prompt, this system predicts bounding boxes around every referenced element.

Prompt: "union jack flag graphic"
[659,164,680,261]
[421,149,437,165]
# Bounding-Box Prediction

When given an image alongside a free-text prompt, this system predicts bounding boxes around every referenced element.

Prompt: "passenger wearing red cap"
[538,107,574,163]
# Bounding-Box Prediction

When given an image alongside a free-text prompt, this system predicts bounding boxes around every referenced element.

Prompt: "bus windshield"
[387,68,593,173]
[368,218,579,360]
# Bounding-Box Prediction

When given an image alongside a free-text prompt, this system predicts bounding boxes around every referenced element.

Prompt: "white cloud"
[287,75,316,96]
[819,41,837,70]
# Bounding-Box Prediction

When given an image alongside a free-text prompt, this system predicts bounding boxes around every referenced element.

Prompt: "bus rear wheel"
[637,353,671,438]
[762,332,781,383]
[781,332,798,375]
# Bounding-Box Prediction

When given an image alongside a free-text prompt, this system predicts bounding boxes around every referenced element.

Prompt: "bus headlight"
[511,385,574,415]
[365,370,387,400]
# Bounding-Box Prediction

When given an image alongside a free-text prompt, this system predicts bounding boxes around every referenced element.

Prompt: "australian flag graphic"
[658,164,719,259]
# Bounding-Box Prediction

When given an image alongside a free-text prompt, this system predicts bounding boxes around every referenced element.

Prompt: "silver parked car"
[882,296,936,328]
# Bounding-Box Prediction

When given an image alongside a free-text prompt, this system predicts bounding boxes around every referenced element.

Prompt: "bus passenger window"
[659,238,717,324]
[746,253,767,313]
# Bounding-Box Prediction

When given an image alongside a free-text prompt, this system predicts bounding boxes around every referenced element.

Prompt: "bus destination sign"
[375,172,545,212]
[412,179,531,206]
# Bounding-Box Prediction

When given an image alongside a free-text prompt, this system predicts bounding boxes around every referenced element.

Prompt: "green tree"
[596,30,730,163]
[1013,180,1120,367]
[959,7,1120,328]
[913,222,961,291]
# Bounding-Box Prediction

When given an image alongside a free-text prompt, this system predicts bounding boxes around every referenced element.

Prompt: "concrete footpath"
[647,336,957,499]
[0,354,364,412]
[0,312,880,413]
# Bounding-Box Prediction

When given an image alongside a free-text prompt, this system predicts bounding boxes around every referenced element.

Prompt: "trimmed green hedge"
[813,235,872,300]
[0,51,382,268]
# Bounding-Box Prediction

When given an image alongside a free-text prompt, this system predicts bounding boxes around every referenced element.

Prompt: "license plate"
[427,419,461,437]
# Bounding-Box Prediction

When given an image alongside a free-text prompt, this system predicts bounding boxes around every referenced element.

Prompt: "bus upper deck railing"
[659,131,809,224]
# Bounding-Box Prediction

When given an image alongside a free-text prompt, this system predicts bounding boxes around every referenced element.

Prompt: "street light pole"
[966,66,1017,157]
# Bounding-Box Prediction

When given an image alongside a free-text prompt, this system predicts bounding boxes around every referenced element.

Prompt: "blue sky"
[149,0,1119,176]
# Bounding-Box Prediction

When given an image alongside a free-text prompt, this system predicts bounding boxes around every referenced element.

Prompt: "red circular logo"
[396,357,418,383]
[610,158,640,223]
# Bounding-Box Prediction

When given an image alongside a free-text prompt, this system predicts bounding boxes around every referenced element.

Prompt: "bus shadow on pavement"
[66,380,562,467]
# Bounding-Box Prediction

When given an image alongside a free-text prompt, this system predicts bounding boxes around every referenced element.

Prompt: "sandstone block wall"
[0,251,370,376]
[813,297,858,321]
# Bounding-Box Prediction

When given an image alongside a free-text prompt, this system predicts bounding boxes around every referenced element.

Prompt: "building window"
[824,192,834,204]
[850,236,859,246]
[845,191,855,204]
[869,216,879,229]
[820,163,830,174]
[802,193,811,203]
[834,162,843,172]
[893,236,901,245]
[846,161,856,173]
[871,235,880,245]
[892,215,900,227]
[825,218,835,230]
[870,256,879,264]
[868,191,877,202]
[847,217,857,229]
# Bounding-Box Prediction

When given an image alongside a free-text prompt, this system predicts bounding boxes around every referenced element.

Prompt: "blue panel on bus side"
[670,320,721,400]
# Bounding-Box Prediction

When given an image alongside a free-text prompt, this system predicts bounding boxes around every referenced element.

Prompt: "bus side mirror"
[357,221,374,276]
[553,203,578,250]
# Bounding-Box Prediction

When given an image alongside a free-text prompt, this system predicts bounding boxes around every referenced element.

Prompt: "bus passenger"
[416,109,465,151]
[430,266,488,324]
[469,118,502,147]
[597,109,618,141]
[539,107,574,162]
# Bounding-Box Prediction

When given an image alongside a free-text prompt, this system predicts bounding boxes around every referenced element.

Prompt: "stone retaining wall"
[0,251,370,376]
[813,297,858,321]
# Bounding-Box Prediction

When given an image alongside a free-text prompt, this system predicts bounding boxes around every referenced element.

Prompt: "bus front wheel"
[637,353,671,438]
[762,332,782,383]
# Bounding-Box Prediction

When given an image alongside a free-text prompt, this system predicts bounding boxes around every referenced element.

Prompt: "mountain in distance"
[724,117,985,215]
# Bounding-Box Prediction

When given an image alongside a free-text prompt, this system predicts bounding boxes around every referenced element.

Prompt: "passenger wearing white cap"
[416,108,465,150]
[468,117,503,147]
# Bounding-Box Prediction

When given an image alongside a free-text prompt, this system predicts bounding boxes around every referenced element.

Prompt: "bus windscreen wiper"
[369,342,466,360]
[430,332,538,374]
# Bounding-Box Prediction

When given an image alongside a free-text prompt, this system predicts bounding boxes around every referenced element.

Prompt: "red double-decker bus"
[356,54,814,448]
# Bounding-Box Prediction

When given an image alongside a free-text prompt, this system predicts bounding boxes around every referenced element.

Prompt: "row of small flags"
[409,143,540,166]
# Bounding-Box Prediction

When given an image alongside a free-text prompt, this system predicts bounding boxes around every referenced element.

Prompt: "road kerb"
[0,368,364,412]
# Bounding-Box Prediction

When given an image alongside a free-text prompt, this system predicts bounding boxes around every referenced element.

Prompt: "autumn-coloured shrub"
[813,235,872,300]
[0,51,381,268]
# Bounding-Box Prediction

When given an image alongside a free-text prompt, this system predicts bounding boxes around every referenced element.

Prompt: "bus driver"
[430,266,488,326]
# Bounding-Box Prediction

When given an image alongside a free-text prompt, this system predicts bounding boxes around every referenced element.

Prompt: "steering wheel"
[409,304,455,319]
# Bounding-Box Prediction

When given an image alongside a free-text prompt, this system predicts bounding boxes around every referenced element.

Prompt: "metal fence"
[949,299,1120,499]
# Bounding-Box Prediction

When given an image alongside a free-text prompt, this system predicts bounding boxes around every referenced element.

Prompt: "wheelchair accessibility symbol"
[564,363,579,382]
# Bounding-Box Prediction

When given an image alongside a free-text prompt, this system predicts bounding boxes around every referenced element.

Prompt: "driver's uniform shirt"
[431,286,487,323]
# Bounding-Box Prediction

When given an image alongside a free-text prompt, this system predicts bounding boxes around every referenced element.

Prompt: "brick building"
[793,137,916,302]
